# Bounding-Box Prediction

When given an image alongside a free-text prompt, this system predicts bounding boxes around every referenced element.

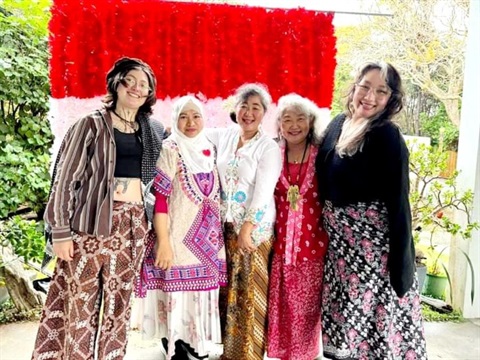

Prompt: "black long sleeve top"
[316,114,415,298]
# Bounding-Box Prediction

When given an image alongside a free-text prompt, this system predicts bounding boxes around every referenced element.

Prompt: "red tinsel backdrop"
[49,0,337,107]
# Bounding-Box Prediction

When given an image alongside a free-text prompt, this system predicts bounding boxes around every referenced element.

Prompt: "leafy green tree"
[1,0,51,36]
[369,0,466,127]
[330,26,360,116]
[335,0,468,128]
[0,1,52,219]
[399,82,440,136]
[0,0,53,312]
[330,62,353,116]
[420,104,459,151]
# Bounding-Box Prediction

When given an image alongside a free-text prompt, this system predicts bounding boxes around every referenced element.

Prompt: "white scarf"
[169,96,214,174]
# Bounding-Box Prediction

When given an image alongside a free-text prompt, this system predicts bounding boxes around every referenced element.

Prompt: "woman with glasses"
[32,57,164,360]
[315,62,427,359]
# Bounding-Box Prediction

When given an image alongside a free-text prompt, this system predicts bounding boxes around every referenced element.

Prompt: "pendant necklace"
[285,142,308,211]
[113,110,138,132]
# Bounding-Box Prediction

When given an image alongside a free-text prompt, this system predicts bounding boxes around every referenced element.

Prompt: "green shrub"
[420,104,459,151]
[0,216,45,264]
[0,140,51,218]
[0,298,41,325]
[408,141,479,304]
[409,142,478,245]
[0,4,53,219]
[421,303,463,323]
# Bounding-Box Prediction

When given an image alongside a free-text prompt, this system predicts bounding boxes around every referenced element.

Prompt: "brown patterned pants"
[32,202,148,360]
[220,222,273,360]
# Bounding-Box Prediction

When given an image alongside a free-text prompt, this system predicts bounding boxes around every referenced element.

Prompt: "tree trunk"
[414,91,422,135]
[0,246,44,311]
[443,98,460,127]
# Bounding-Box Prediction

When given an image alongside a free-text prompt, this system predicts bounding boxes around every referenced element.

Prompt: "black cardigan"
[316,114,415,298]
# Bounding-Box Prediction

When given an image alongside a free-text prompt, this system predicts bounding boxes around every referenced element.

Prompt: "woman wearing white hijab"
[139,96,227,359]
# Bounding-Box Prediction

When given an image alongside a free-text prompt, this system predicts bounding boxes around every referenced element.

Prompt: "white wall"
[450,0,480,318]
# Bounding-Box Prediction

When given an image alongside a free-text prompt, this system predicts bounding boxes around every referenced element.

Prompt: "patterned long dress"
[137,140,227,360]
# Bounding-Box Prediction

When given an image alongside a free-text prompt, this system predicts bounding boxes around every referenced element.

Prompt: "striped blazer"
[44,108,163,242]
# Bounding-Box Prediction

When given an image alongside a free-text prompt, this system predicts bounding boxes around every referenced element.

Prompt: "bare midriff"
[113,177,143,202]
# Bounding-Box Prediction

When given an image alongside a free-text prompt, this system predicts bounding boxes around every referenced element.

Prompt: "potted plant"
[408,140,479,303]
[421,226,452,299]
[415,249,427,294]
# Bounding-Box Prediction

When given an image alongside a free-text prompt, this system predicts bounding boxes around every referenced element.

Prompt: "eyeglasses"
[120,76,152,94]
[355,83,391,99]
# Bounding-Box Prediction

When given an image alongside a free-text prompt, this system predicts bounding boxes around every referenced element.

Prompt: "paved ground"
[1,319,479,360]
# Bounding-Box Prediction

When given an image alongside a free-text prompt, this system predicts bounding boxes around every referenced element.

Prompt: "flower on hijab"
[202,149,211,156]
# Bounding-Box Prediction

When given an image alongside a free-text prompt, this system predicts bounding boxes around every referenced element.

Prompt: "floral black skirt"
[321,200,428,360]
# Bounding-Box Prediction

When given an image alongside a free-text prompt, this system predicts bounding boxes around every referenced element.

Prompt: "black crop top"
[114,128,142,178]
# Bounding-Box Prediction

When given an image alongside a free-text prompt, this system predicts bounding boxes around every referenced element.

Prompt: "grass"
[421,303,464,322]
[0,299,41,325]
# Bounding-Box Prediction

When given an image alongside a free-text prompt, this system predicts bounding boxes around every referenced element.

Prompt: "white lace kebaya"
[206,125,282,246]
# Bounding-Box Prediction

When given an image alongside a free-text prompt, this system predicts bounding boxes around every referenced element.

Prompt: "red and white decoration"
[48,0,337,153]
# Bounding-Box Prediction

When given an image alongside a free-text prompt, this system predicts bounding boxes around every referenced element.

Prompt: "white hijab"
[169,96,214,174]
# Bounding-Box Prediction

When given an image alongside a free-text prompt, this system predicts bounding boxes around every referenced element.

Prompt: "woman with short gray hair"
[207,83,281,360]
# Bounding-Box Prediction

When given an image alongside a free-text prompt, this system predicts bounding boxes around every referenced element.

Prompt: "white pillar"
[450,0,480,318]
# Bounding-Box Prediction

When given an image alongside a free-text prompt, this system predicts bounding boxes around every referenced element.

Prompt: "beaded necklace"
[285,142,308,211]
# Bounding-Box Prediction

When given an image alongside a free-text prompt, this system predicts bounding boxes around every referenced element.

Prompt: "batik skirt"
[267,253,324,360]
[219,222,272,360]
[321,200,428,360]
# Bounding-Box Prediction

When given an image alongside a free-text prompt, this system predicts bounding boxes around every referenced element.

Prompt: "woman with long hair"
[315,62,427,359]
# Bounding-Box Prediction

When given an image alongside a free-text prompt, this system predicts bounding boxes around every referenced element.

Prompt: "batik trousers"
[32,202,148,360]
